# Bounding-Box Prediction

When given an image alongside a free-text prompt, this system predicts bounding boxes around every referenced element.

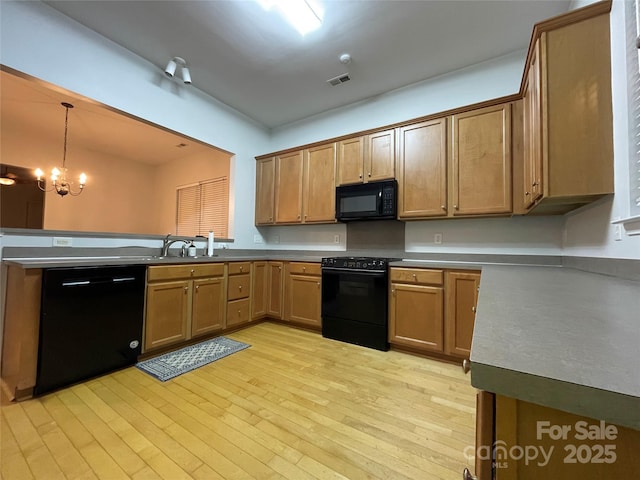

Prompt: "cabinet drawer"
[227,298,250,327]
[227,273,250,300]
[148,263,224,282]
[390,268,443,286]
[228,262,251,275]
[288,262,321,276]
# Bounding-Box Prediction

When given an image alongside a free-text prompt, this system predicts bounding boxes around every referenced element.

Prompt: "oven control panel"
[321,257,393,270]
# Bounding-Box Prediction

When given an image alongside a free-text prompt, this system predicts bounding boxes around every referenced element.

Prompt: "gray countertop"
[471,265,640,429]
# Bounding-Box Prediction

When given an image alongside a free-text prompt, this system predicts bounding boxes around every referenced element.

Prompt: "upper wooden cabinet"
[397,118,448,218]
[451,103,512,216]
[337,129,395,185]
[274,150,304,224]
[255,157,275,225]
[303,143,336,223]
[518,9,613,214]
[259,144,336,226]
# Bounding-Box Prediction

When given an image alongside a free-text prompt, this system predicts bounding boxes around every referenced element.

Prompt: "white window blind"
[627,0,640,215]
[176,177,229,238]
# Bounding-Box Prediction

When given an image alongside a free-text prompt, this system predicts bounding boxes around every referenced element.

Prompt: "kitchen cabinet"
[444,271,480,358]
[397,118,448,218]
[303,143,336,223]
[389,267,480,358]
[227,262,251,328]
[389,268,444,352]
[267,144,336,225]
[451,103,512,216]
[145,263,226,352]
[255,156,275,225]
[1,266,42,400]
[470,393,640,479]
[267,261,284,318]
[251,261,268,320]
[518,9,613,214]
[274,150,304,224]
[337,129,395,185]
[284,262,322,327]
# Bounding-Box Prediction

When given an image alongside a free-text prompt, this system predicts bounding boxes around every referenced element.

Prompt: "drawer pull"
[184,286,188,292]
[412,273,417,279]
[240,266,244,272]
[239,285,242,290]
[471,306,476,313]
[190,269,195,274]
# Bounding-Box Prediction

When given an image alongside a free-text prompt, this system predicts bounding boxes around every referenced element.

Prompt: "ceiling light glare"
[257,0,323,35]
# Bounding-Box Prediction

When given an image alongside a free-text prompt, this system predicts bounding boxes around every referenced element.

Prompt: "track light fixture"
[164,56,192,84]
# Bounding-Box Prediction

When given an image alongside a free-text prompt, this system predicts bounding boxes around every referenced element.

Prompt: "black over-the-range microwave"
[335,179,397,222]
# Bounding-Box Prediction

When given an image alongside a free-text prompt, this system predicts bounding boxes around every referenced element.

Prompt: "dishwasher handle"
[62,276,138,287]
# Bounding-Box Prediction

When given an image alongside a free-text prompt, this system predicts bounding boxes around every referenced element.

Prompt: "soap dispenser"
[187,241,197,257]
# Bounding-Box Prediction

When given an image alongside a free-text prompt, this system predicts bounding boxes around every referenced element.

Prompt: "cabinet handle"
[195,285,199,291]
[238,309,241,315]
[184,286,188,292]
[441,205,446,210]
[240,266,243,271]
[462,467,477,480]
[239,285,242,290]
[368,172,371,177]
[359,173,363,179]
[532,181,539,187]
[304,214,307,219]
[303,266,306,272]
[471,306,476,313]
[190,269,195,274]
[462,359,471,374]
[269,217,273,221]
[454,205,459,210]
[391,289,395,295]
[297,215,301,219]
[412,273,417,279]
[279,266,282,270]
[525,191,530,196]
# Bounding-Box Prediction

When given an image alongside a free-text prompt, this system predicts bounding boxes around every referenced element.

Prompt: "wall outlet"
[273,235,280,244]
[434,233,443,245]
[253,234,263,244]
[614,224,623,241]
[334,234,340,244]
[53,237,73,247]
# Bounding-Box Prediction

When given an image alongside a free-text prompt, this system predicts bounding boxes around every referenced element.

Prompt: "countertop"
[471,265,640,430]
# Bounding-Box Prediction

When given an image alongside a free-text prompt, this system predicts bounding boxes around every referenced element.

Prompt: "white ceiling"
[44,0,571,129]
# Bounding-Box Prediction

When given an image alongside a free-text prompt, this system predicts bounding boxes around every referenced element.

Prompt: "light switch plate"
[434,233,442,245]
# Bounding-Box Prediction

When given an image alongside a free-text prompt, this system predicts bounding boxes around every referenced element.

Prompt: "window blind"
[176,177,229,238]
[627,0,640,214]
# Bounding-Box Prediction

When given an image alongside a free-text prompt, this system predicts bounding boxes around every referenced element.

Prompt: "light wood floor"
[1,323,477,480]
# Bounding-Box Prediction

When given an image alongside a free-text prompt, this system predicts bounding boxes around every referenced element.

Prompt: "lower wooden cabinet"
[227,262,251,328]
[284,262,322,327]
[472,392,640,479]
[145,263,226,352]
[267,261,284,318]
[389,282,444,352]
[389,267,479,358]
[445,271,480,357]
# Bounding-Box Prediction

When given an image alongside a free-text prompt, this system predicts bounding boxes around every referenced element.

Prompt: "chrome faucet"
[161,233,189,257]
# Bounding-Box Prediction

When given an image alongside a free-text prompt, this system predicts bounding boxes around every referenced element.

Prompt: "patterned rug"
[136,336,250,382]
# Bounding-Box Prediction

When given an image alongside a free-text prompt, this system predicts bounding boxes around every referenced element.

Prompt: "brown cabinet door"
[389,283,443,352]
[145,280,189,351]
[267,261,284,318]
[444,271,480,357]
[523,39,543,209]
[287,274,321,326]
[251,261,268,320]
[366,129,395,182]
[255,157,275,225]
[451,103,512,216]
[398,119,447,218]
[303,143,336,223]
[192,277,225,337]
[337,136,365,185]
[275,150,304,223]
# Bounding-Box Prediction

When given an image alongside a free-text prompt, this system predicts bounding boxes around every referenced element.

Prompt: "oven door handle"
[321,267,386,276]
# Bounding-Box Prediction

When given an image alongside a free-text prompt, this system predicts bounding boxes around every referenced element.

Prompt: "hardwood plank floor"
[1,323,476,480]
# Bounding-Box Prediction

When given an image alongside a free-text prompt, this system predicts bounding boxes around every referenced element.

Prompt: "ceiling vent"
[327,73,351,86]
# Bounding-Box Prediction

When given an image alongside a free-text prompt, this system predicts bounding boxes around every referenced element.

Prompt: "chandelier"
[35,102,87,197]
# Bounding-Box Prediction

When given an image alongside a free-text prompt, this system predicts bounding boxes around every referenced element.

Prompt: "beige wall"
[153,149,231,235]
[1,125,228,235]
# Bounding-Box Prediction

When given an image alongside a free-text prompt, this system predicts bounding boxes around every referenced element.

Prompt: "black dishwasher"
[35,265,146,396]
